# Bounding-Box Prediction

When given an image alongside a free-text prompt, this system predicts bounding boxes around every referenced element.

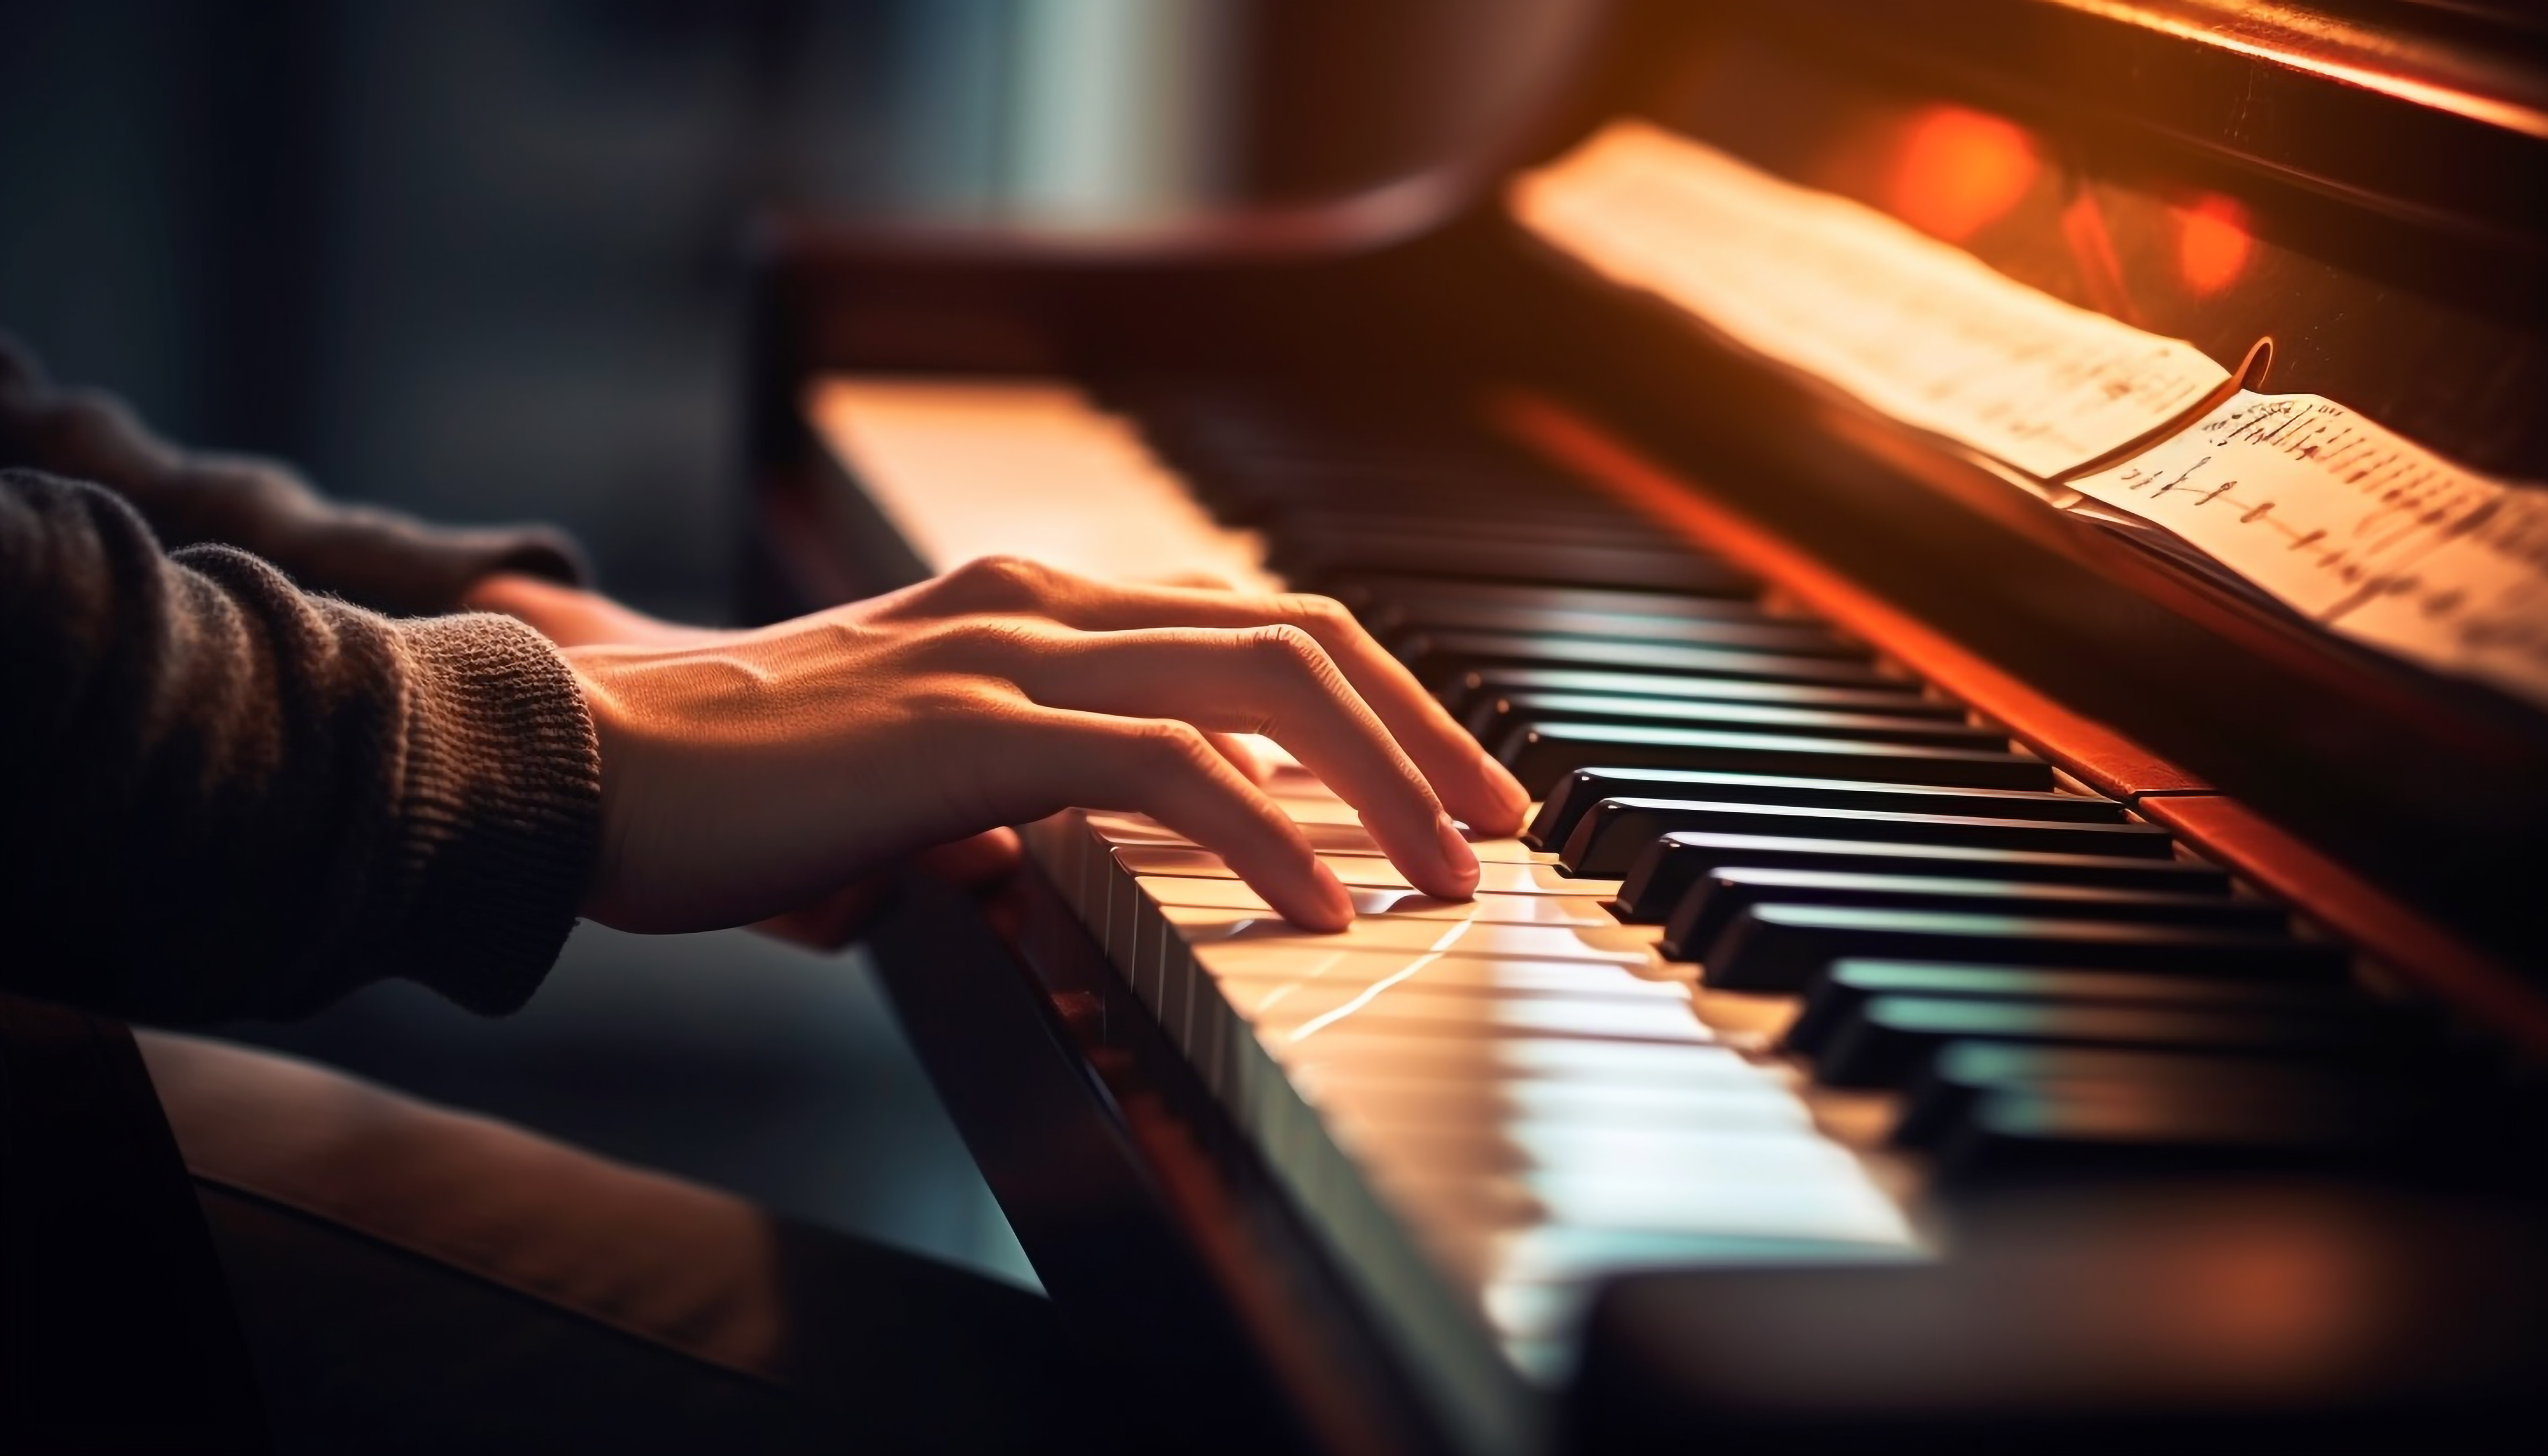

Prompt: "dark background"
[0,0,1578,617]
[0,0,1593,1287]
[0,0,1053,1284]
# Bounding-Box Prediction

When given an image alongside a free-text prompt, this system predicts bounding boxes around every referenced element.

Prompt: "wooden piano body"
[738,3,2548,1451]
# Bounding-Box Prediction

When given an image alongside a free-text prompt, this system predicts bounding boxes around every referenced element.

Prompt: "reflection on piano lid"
[747,3,2548,1452]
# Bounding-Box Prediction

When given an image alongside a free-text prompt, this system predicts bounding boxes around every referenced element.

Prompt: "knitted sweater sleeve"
[0,470,601,1022]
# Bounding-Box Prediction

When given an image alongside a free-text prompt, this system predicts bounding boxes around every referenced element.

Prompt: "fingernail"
[1312,860,1355,927]
[1435,812,1480,891]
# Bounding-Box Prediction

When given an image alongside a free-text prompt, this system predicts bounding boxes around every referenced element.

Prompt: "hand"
[461,572,714,650]
[564,556,1529,935]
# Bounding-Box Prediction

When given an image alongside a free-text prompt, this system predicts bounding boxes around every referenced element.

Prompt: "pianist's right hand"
[562,555,1531,936]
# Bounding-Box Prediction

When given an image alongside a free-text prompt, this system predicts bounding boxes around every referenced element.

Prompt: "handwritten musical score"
[1510,121,2231,480]
[2070,391,2548,708]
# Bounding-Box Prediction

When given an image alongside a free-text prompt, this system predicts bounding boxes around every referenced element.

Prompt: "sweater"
[0,338,603,1022]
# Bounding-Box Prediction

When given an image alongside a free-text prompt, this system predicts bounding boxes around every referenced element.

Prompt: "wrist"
[463,572,704,649]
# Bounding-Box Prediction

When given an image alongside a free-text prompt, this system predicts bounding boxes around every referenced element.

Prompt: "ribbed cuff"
[385,613,603,1013]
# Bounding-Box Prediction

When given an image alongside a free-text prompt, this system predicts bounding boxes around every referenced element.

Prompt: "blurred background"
[0,0,1594,1289]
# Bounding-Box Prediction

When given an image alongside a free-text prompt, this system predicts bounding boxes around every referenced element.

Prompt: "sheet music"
[2069,391,2548,708]
[1510,121,2231,480]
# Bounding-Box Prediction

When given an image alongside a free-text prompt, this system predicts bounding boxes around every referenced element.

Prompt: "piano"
[739,3,2548,1451]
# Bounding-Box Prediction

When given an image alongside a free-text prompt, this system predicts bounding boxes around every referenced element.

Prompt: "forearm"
[0,470,601,1022]
[0,336,587,617]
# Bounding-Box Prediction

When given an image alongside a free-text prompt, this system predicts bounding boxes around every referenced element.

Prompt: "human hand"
[565,556,1529,935]
[461,572,716,650]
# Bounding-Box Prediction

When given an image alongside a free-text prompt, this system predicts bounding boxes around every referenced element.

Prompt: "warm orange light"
[2177,194,2254,295]
[1888,105,2039,241]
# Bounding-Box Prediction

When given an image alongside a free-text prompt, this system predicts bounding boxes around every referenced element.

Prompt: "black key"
[1336,577,1786,626]
[1933,1082,2400,1188]
[1617,833,2230,923]
[1218,475,1572,516]
[1479,695,2004,756]
[1693,906,2346,991]
[1894,1042,2371,1150]
[1453,669,1954,736]
[1815,996,2393,1089]
[1501,723,2054,798]
[1395,632,1894,692]
[1787,959,2348,1056]
[1528,768,2119,853]
[1377,612,1854,660]
[1667,868,2272,955]
[1283,535,1753,595]
[1270,507,1660,550]
[1561,799,2173,877]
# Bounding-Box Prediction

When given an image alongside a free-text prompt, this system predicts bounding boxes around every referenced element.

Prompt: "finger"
[916,827,1023,885]
[1207,731,1273,785]
[1151,570,1235,590]
[752,880,893,950]
[946,566,1527,834]
[1014,626,1479,900]
[995,709,1353,931]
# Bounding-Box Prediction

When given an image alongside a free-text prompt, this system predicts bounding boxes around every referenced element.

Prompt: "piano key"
[1785,959,2358,1056]
[1689,906,2349,991]
[1501,723,2056,797]
[1084,809,1550,865]
[1280,1032,1759,1090]
[1528,768,2122,852]
[1190,461,1585,506]
[1138,874,1624,928]
[1336,576,1789,627]
[1892,1042,2400,1152]
[1559,800,2175,877]
[1454,669,1955,735]
[1931,1082,2401,1188]
[1115,845,1615,896]
[1619,833,2232,924]
[1674,873,2287,974]
[1281,533,1758,595]
[1295,1065,1812,1133]
[1438,1223,1925,1293]
[1159,904,1661,969]
[1331,1118,1850,1183]
[1375,609,1857,660]
[1396,630,1896,691]
[1270,510,1685,554]
[1373,1158,1915,1247]
[1233,981,1714,1048]
[1477,693,2006,753]
[1813,997,2398,1089]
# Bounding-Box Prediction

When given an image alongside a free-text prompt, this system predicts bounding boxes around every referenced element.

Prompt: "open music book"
[1512,120,2548,713]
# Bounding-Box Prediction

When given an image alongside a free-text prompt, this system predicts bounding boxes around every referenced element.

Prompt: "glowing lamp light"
[1888,105,2039,241]
[2177,193,2254,295]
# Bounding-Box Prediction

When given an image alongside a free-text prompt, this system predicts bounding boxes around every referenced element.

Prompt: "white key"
[1139,874,1621,928]
[1161,904,1661,967]
[806,378,1278,586]
[1117,845,1614,897]
[1085,811,1549,865]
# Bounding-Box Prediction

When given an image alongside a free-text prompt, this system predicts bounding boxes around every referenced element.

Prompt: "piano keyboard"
[809,376,2459,1456]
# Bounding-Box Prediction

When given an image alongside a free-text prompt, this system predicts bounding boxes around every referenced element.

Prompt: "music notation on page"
[1509,121,2231,480]
[2070,392,2548,710]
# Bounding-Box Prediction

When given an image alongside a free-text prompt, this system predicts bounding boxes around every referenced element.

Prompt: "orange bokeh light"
[2177,193,2254,295]
[1888,105,2039,241]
